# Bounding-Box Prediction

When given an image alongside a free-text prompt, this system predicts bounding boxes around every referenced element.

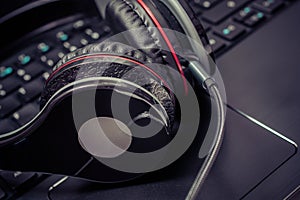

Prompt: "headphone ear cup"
[106,0,165,62]
[41,42,177,127]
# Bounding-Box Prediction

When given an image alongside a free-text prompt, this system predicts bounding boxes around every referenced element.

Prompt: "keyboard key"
[73,20,88,30]
[80,38,89,46]
[85,25,110,41]
[244,12,265,26]
[0,171,37,190]
[190,2,203,14]
[0,90,6,98]
[17,78,44,103]
[0,77,22,97]
[234,6,254,22]
[0,119,18,135]
[56,31,69,42]
[0,96,21,118]
[201,21,212,31]
[24,62,46,78]
[23,74,32,82]
[41,48,66,67]
[0,66,13,79]
[18,54,32,66]
[13,103,39,126]
[202,0,250,24]
[253,0,284,13]
[214,22,246,40]
[193,0,220,9]
[64,35,90,52]
[41,72,50,81]
[37,42,51,53]
[207,34,227,53]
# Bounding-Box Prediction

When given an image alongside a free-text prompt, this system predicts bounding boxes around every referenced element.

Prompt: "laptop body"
[0,0,299,199]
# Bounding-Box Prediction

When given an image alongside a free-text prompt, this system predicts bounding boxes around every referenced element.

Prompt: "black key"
[17,78,44,103]
[234,6,254,22]
[12,103,39,126]
[201,21,212,31]
[84,28,100,41]
[0,119,18,135]
[0,77,22,98]
[202,0,250,24]
[0,95,21,118]
[73,19,89,30]
[0,171,36,190]
[244,11,266,26]
[92,21,111,36]
[16,68,33,82]
[190,2,203,14]
[207,34,226,53]
[0,66,14,79]
[17,54,32,66]
[37,42,51,54]
[41,48,66,67]
[63,35,89,52]
[214,22,246,40]
[24,62,46,78]
[193,0,220,9]
[56,31,70,42]
[253,0,284,13]
[85,24,110,41]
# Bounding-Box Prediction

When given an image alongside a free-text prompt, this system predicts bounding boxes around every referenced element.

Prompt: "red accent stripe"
[46,54,171,90]
[137,0,188,94]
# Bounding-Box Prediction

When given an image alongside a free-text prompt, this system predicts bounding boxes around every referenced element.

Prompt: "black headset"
[0,1,225,199]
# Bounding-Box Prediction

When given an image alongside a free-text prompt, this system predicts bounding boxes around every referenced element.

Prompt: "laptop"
[0,0,299,199]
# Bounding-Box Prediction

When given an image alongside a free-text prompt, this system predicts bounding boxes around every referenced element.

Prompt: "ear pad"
[106,0,165,62]
[40,42,177,127]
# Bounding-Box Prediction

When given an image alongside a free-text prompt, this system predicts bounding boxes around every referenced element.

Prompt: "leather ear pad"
[106,0,165,62]
[53,41,153,72]
[40,42,176,125]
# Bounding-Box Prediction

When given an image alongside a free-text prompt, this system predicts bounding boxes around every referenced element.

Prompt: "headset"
[0,0,225,199]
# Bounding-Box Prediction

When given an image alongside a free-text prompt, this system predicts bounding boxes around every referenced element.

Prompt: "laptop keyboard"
[0,0,295,198]
[0,16,111,136]
[190,0,287,55]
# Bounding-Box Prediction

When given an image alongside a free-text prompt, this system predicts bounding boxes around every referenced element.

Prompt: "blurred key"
[17,69,32,82]
[0,66,13,79]
[208,34,226,53]
[214,22,246,40]
[13,103,39,126]
[253,0,284,13]
[0,77,22,98]
[17,78,44,103]
[201,21,212,31]
[0,96,21,118]
[73,20,89,30]
[41,48,66,67]
[85,25,110,41]
[67,35,90,50]
[193,0,220,9]
[234,6,254,22]
[202,0,250,24]
[18,54,32,66]
[0,119,18,135]
[24,62,46,78]
[37,42,51,54]
[244,12,265,26]
[56,31,69,42]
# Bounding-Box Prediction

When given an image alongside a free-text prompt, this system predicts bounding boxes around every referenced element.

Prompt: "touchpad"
[218,0,300,139]
[47,110,296,200]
